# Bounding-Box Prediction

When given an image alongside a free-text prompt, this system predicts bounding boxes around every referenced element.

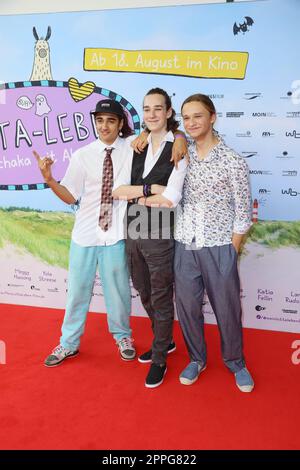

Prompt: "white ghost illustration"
[35,94,51,116]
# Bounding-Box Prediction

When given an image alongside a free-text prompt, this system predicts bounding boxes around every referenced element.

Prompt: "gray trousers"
[126,238,174,365]
[174,241,245,373]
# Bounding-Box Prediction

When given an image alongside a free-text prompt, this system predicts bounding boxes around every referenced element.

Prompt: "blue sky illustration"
[0,0,299,220]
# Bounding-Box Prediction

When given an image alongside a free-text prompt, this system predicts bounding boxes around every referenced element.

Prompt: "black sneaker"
[145,363,167,388]
[138,342,176,364]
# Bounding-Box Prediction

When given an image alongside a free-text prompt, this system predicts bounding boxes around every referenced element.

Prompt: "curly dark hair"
[143,87,179,132]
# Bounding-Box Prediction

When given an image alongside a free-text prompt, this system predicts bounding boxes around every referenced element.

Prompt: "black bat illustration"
[233,16,254,35]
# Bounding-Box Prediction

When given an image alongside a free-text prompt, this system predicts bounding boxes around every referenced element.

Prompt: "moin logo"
[250,169,272,176]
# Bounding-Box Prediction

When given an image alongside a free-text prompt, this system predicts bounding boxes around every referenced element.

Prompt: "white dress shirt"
[114,130,187,206]
[61,136,134,247]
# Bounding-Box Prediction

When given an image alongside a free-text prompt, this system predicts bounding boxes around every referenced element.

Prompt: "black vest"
[127,142,175,239]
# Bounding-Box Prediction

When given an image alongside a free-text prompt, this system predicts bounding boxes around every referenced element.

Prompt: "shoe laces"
[52,344,66,355]
[119,337,134,350]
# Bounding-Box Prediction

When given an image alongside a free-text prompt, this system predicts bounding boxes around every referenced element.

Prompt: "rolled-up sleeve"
[162,158,187,207]
[230,157,252,234]
[60,151,85,201]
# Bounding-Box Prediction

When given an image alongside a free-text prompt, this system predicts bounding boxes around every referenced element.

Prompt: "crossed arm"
[112,184,173,207]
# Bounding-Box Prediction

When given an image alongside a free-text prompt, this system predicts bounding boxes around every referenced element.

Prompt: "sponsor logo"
[30,285,41,291]
[281,188,300,196]
[236,131,252,138]
[280,90,293,100]
[252,112,276,117]
[258,188,271,194]
[282,309,298,314]
[281,82,300,104]
[244,92,262,100]
[226,111,244,118]
[242,151,257,158]
[261,131,275,137]
[282,170,297,177]
[255,305,266,311]
[250,169,272,176]
[48,287,59,293]
[285,130,300,138]
[257,315,300,323]
[286,111,300,118]
[276,151,294,160]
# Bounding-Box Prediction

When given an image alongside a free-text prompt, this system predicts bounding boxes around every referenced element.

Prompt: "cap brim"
[90,110,124,117]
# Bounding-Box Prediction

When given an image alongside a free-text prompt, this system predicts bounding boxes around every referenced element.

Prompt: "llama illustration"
[29,26,53,81]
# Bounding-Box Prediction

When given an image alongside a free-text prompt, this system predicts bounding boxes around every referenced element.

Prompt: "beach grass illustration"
[0,208,299,269]
[0,208,73,268]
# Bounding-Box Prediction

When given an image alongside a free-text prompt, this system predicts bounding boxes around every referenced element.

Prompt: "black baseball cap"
[90,99,125,118]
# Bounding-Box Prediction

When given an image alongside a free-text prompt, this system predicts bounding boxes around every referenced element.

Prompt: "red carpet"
[0,303,299,450]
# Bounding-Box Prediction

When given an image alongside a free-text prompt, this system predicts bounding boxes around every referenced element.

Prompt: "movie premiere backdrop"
[0,0,299,333]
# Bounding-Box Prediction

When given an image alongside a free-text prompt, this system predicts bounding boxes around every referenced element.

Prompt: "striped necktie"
[99,147,114,231]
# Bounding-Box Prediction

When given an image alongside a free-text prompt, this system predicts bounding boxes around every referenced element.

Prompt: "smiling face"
[181,101,216,141]
[143,93,172,134]
[94,113,123,145]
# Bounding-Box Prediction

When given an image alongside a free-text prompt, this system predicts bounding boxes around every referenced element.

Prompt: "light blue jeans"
[60,240,132,351]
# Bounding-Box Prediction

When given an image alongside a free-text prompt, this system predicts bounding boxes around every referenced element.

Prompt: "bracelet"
[143,184,152,197]
[174,133,187,140]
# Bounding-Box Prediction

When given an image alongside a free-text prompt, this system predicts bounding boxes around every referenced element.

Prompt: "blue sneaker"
[234,367,254,392]
[179,361,206,385]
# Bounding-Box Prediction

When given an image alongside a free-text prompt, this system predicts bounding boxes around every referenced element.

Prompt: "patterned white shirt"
[174,137,252,248]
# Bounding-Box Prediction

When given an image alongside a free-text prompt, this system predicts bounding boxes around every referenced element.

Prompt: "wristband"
[143,184,152,197]
[174,133,187,140]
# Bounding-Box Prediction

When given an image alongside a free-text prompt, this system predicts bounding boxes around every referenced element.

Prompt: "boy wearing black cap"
[34,99,137,366]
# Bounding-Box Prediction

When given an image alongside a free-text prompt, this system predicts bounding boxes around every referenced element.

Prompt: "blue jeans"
[60,240,132,351]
